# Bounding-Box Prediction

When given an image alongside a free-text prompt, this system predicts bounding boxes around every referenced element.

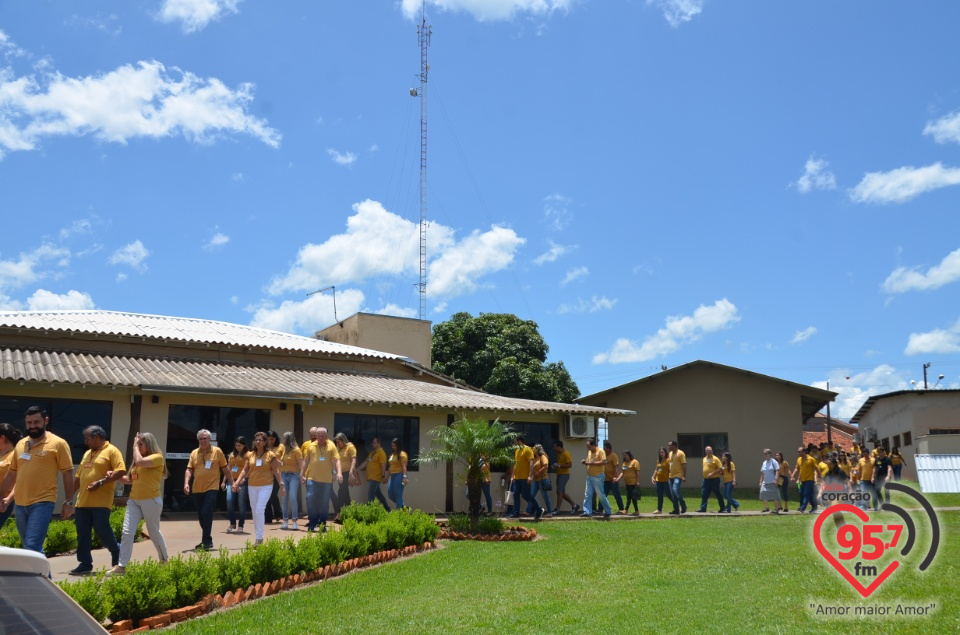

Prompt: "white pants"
[120,496,168,566]
[248,484,272,541]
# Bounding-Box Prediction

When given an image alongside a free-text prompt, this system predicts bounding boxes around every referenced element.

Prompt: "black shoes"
[69,565,93,576]
[534,507,544,521]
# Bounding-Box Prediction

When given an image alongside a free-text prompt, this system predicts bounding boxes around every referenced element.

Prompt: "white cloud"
[561,266,588,285]
[109,240,149,271]
[368,144,379,153]
[0,58,280,158]
[813,365,911,420]
[557,295,617,314]
[203,232,230,251]
[923,111,960,145]
[0,243,71,291]
[905,319,960,355]
[401,0,572,22]
[230,295,239,305]
[432,301,448,314]
[849,163,960,204]
[542,193,572,231]
[58,218,94,240]
[882,247,960,293]
[593,298,740,364]
[231,172,244,182]
[66,13,122,36]
[25,289,95,310]
[115,272,128,283]
[326,148,358,166]
[794,156,836,193]
[647,0,705,28]
[267,199,524,301]
[0,29,26,59]
[248,288,365,334]
[533,240,574,265]
[791,326,817,345]
[375,304,418,319]
[158,0,241,33]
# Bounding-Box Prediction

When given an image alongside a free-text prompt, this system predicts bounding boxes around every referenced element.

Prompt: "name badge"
[231,466,239,472]
[205,460,212,470]
[319,456,325,462]
[84,462,93,469]
[256,459,263,467]
[132,471,139,480]
[20,452,31,461]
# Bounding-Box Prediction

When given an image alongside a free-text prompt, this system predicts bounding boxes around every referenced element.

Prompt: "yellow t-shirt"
[859,457,875,481]
[228,453,248,479]
[668,450,686,479]
[304,440,340,483]
[778,461,790,479]
[654,458,669,483]
[338,442,357,472]
[622,459,640,486]
[795,455,818,482]
[513,445,534,480]
[586,448,606,477]
[871,448,879,458]
[722,461,735,483]
[280,447,303,473]
[891,454,903,466]
[482,460,491,483]
[130,453,165,500]
[0,449,13,489]
[702,455,722,479]
[389,451,408,475]
[366,447,387,481]
[534,454,550,481]
[10,432,74,506]
[604,452,620,481]
[246,450,278,487]
[818,462,829,477]
[188,446,227,493]
[76,441,126,508]
[838,461,851,476]
[301,439,315,456]
[272,444,285,461]
[555,450,572,475]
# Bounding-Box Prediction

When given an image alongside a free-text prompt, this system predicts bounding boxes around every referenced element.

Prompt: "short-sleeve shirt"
[622,459,640,485]
[76,441,126,508]
[389,451,408,475]
[654,458,670,482]
[513,445,534,480]
[702,455,722,479]
[604,452,619,481]
[130,453,165,500]
[0,450,13,489]
[338,442,357,472]
[873,456,892,479]
[534,454,550,481]
[228,453,248,477]
[10,432,74,506]
[280,447,303,473]
[188,446,228,493]
[272,444,285,461]
[722,461,735,483]
[668,450,686,479]
[304,440,340,483]
[246,450,278,487]
[795,455,818,482]
[366,447,387,481]
[586,448,606,477]
[555,450,572,475]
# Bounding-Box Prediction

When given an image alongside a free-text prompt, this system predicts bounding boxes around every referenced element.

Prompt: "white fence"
[915,454,960,493]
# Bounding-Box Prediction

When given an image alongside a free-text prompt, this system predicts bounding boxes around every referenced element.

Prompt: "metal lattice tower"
[416,10,431,320]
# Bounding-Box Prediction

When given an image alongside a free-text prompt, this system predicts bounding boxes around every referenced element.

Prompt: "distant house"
[803,412,856,450]
[0,310,630,513]
[578,360,837,487]
[850,389,960,481]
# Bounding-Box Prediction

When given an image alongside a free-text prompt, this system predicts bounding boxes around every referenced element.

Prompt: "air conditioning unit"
[566,415,595,438]
[859,427,879,444]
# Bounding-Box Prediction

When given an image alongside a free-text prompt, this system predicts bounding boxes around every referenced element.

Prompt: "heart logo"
[813,504,899,598]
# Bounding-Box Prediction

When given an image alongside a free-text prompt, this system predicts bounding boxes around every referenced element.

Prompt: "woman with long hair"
[387,438,408,510]
[650,447,671,514]
[0,423,23,529]
[721,451,739,512]
[236,431,285,545]
[775,451,790,512]
[530,444,554,518]
[110,432,169,574]
[264,430,284,524]
[621,450,641,515]
[890,447,907,481]
[224,436,250,533]
[279,432,303,530]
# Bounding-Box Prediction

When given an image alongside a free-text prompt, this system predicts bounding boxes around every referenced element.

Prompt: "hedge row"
[58,503,441,625]
[0,507,143,556]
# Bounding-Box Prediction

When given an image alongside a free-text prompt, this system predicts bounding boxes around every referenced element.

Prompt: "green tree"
[416,415,516,531]
[432,312,579,402]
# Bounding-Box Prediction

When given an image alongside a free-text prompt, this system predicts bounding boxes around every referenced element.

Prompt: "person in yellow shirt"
[530,444,554,518]
[278,432,304,530]
[110,432,169,575]
[620,450,640,515]
[667,440,687,514]
[857,449,876,511]
[264,430,284,524]
[387,438,409,511]
[890,447,906,481]
[300,427,341,532]
[332,432,358,522]
[508,434,543,519]
[358,436,389,510]
[185,429,233,551]
[602,441,626,514]
[224,437,250,534]
[775,452,791,511]
[0,406,76,555]
[70,425,126,575]
[552,441,579,514]
[580,438,612,518]
[650,447,671,514]
[720,451,739,513]
[0,423,23,530]
[791,446,820,514]
[697,446,725,513]
[237,431,285,545]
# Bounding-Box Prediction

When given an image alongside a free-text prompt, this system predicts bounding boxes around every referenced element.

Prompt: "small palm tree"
[417,414,516,532]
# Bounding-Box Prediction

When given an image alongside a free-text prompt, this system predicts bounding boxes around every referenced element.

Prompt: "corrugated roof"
[915,454,960,493]
[0,348,631,417]
[0,310,401,360]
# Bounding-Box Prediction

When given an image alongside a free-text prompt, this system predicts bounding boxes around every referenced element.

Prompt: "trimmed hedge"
[0,506,143,557]
[58,503,440,625]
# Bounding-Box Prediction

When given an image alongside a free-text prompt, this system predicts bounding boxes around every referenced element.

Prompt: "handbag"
[541,478,552,492]
[504,490,514,505]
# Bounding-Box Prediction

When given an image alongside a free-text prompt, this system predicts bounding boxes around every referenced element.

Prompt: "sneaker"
[762,508,771,513]
[696,509,706,513]
[652,510,662,515]
[291,521,298,530]
[602,512,611,519]
[280,521,288,530]
[668,510,680,515]
[572,504,581,514]
[580,513,592,517]
[108,565,125,576]
[69,565,93,576]
[808,509,817,514]
[773,509,780,514]
[237,526,245,534]
[534,507,544,520]
[226,525,236,534]
[254,539,263,546]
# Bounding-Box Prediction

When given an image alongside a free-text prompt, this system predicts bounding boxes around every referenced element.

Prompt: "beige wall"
[317,313,432,369]
[916,434,960,455]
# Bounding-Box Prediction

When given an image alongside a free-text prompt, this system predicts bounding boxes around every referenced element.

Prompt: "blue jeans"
[799,480,817,512]
[367,479,389,510]
[193,489,218,547]
[280,472,300,521]
[723,481,739,511]
[669,477,686,513]
[529,480,553,514]
[779,478,790,506]
[582,473,612,515]
[225,482,248,528]
[388,473,405,509]
[75,506,119,568]
[892,465,902,480]
[699,477,725,511]
[467,482,493,512]
[603,480,625,511]
[655,481,672,512]
[511,479,539,516]
[15,501,55,554]
[305,479,332,530]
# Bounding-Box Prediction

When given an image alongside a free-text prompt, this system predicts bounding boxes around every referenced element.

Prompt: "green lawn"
[171,508,959,634]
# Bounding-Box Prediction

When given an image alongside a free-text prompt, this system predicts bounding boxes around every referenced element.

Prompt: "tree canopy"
[431,312,580,403]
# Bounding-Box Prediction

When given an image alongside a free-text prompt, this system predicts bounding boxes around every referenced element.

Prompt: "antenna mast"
[416,2,431,320]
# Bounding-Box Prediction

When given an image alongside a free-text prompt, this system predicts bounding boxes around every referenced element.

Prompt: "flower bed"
[438,524,537,541]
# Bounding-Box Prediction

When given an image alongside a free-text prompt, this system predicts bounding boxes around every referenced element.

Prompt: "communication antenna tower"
[410,2,431,320]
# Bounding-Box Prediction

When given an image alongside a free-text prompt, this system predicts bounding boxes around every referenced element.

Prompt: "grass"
[170,505,960,634]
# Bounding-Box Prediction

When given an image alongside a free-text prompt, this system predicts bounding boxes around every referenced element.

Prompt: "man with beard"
[0,406,76,554]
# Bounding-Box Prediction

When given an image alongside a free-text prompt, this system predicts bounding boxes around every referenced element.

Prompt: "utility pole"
[825,381,832,445]
[413,1,431,321]
[923,362,931,389]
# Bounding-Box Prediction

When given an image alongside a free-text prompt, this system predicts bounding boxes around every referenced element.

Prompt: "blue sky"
[2,1,959,419]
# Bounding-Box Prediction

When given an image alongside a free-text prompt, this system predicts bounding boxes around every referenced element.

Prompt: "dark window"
[929,429,960,435]
[0,396,113,464]
[677,433,729,459]
[904,431,912,446]
[496,421,560,473]
[893,434,901,449]
[333,414,420,471]
[881,437,890,451]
